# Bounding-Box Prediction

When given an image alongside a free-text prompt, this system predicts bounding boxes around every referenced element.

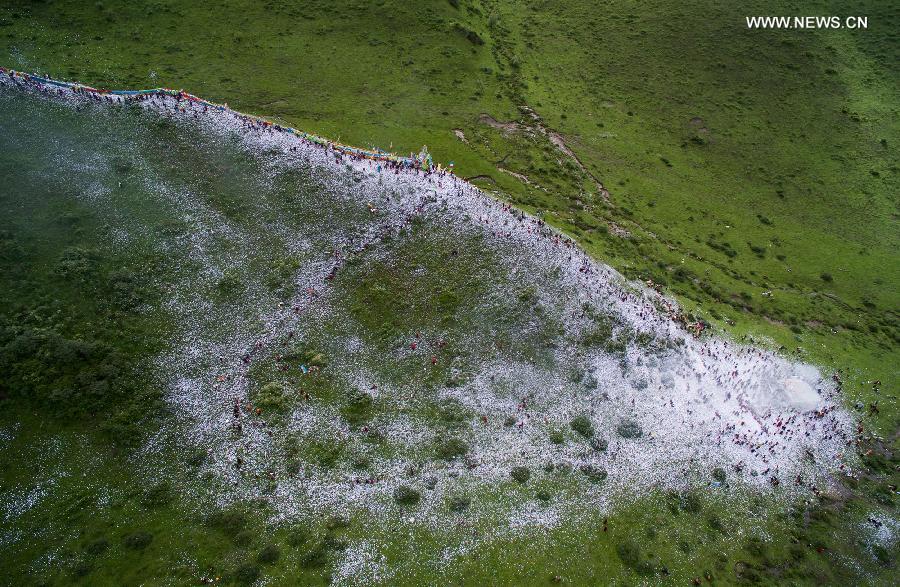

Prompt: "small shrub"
[300,542,329,568]
[255,382,290,413]
[394,485,421,505]
[548,429,565,444]
[680,492,703,514]
[56,247,100,278]
[308,439,344,468]
[187,449,207,467]
[235,563,260,585]
[207,508,248,538]
[73,560,93,578]
[141,481,173,508]
[873,544,893,566]
[436,398,470,425]
[257,544,280,564]
[84,537,109,555]
[286,525,308,547]
[341,390,374,426]
[449,494,471,512]
[820,272,833,282]
[122,531,153,551]
[570,415,595,438]
[326,515,350,530]
[510,466,531,483]
[580,464,608,483]
[435,437,468,460]
[617,420,643,439]
[590,437,609,451]
[350,455,370,470]
[616,539,654,575]
[233,530,253,547]
[712,467,727,483]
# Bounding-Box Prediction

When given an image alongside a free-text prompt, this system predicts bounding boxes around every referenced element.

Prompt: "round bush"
[510,466,531,483]
[590,437,609,451]
[393,485,421,505]
[122,531,153,551]
[84,537,109,555]
[233,530,253,547]
[255,381,289,413]
[435,437,468,460]
[570,415,595,438]
[712,467,727,483]
[580,464,608,483]
[286,525,308,547]
[617,419,643,439]
[449,494,471,512]
[235,563,260,585]
[257,544,280,564]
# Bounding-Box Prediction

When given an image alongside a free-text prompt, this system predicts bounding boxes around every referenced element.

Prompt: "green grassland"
[1,0,898,585]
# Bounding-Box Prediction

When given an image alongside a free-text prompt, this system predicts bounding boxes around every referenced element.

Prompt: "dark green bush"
[590,437,609,451]
[122,530,153,550]
[84,537,109,556]
[340,390,374,426]
[435,437,468,460]
[300,542,329,568]
[141,481,173,508]
[235,563,260,585]
[255,381,290,414]
[616,539,654,575]
[570,415,595,438]
[286,525,308,547]
[394,485,421,505]
[617,420,643,439]
[257,544,280,564]
[206,507,248,538]
[580,464,607,483]
[511,466,531,483]
[449,494,471,512]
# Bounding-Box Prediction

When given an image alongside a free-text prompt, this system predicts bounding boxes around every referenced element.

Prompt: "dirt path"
[478,109,611,203]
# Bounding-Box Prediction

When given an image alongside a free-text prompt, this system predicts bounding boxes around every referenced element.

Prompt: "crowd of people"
[2,67,861,497]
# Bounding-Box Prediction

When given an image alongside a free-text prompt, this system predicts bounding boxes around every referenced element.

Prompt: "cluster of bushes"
[0,320,141,420]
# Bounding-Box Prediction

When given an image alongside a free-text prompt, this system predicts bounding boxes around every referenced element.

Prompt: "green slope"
[1,61,897,586]
[0,1,898,585]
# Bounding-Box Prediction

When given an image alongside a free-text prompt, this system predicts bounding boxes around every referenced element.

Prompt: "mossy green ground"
[1,0,898,585]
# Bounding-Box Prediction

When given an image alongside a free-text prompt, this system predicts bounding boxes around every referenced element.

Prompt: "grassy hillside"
[2,0,896,431]
[0,1,898,585]
[1,80,896,587]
